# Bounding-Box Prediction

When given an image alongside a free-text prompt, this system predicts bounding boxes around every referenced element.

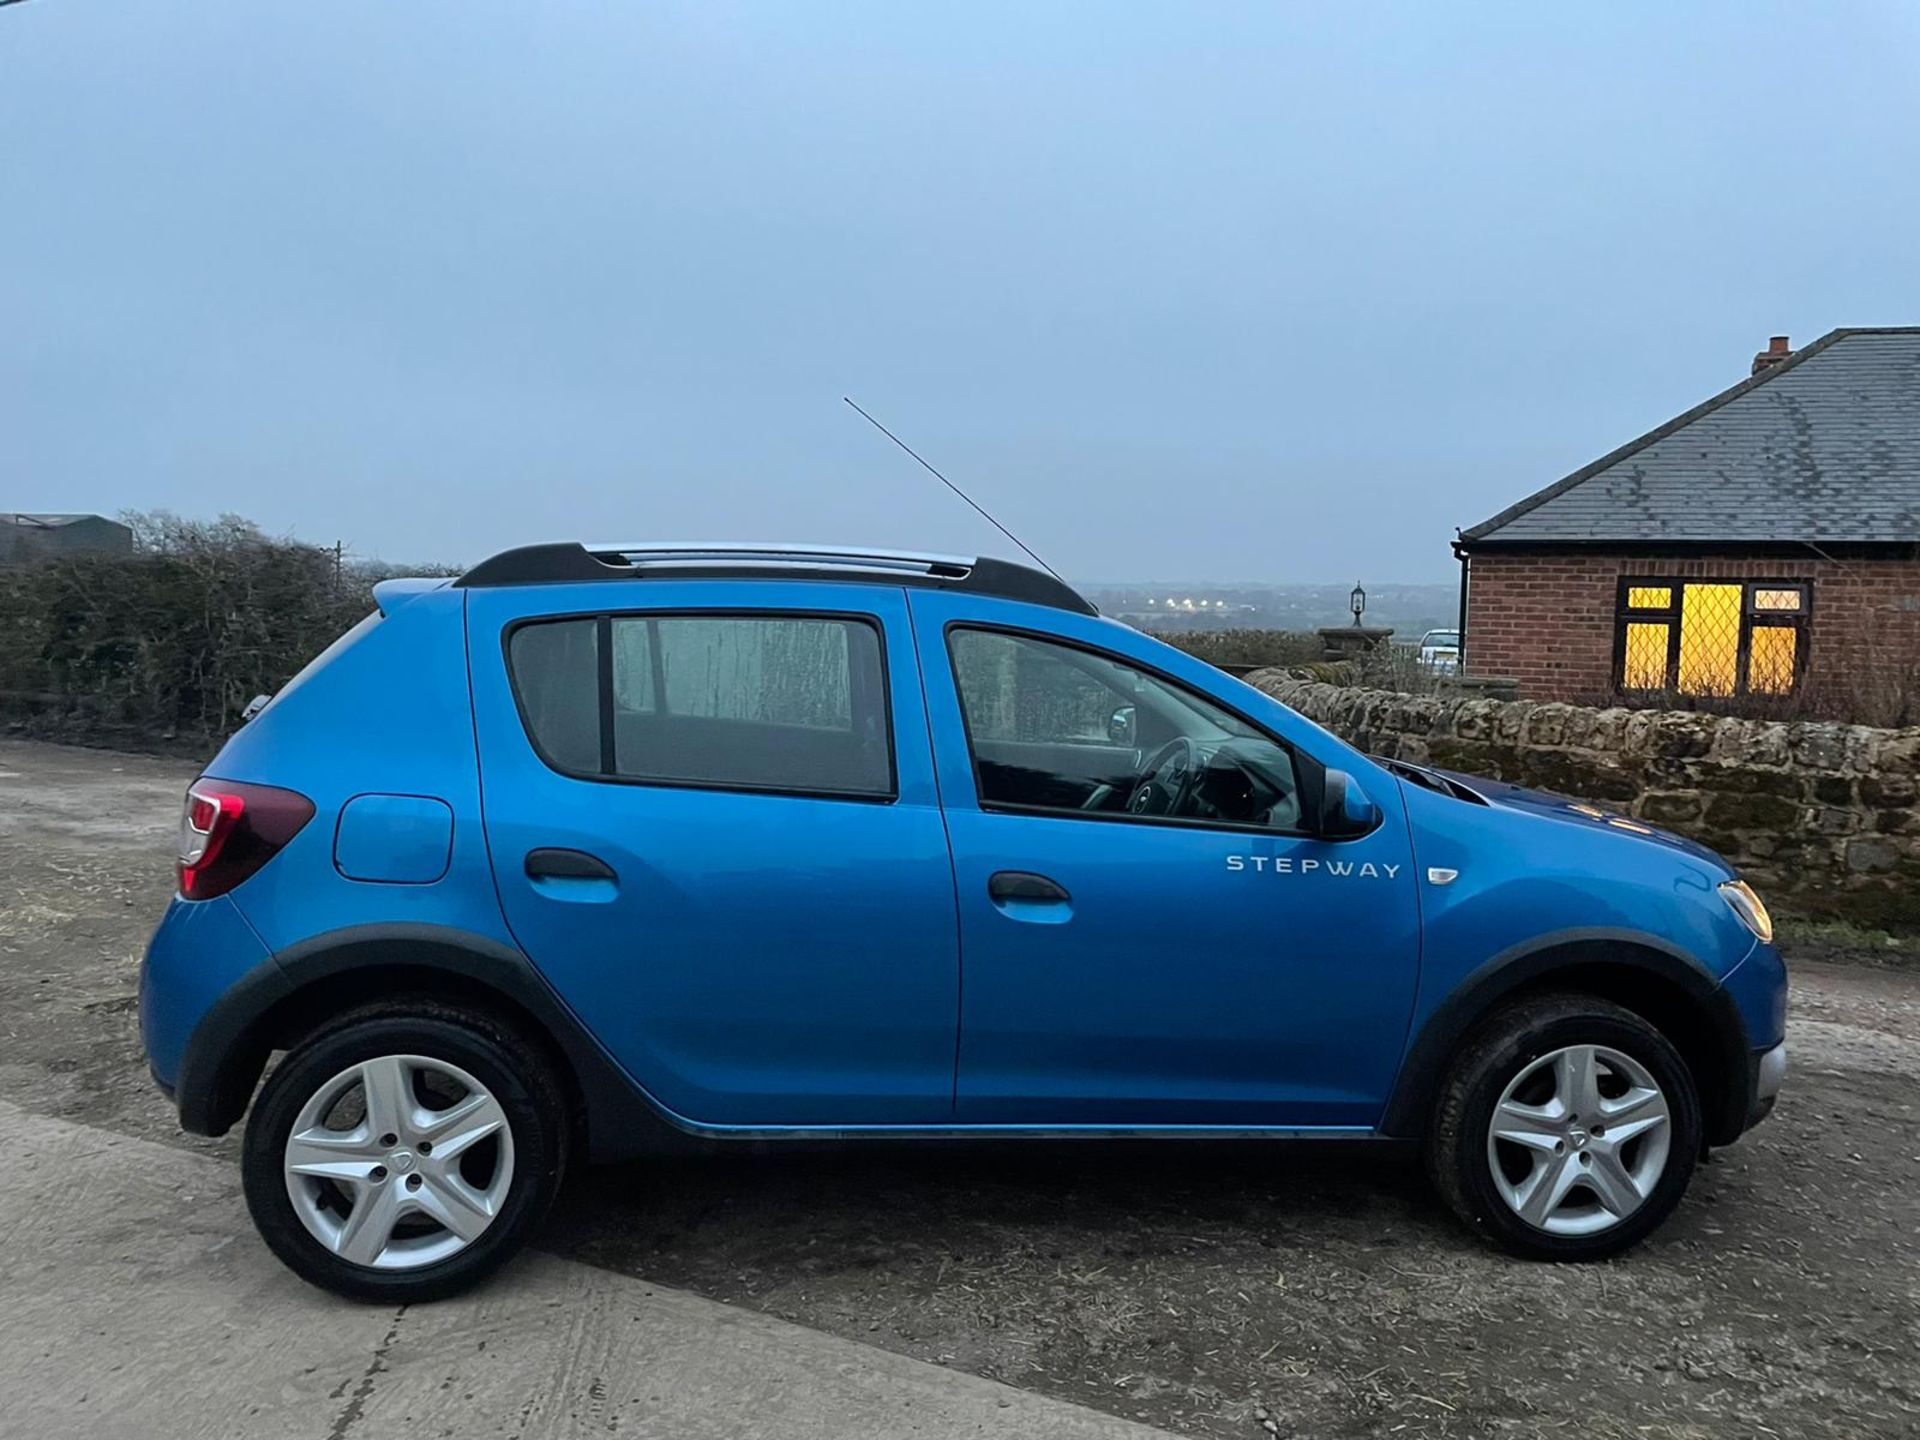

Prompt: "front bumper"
[1714,936,1787,1142]
[1745,1040,1787,1130]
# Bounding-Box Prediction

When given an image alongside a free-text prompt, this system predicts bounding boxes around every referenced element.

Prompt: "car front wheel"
[241,1000,568,1302]
[1428,993,1702,1260]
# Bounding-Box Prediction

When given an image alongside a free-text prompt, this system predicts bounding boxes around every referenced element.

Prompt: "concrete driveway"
[0,1098,1170,1440]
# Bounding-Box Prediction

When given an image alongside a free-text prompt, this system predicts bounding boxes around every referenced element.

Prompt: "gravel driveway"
[2,737,1915,1439]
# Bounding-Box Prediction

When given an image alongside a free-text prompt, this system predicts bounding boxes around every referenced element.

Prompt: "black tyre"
[1427,993,1702,1260]
[241,999,569,1303]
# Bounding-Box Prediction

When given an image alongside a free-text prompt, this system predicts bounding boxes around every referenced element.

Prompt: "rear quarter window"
[507,619,601,774]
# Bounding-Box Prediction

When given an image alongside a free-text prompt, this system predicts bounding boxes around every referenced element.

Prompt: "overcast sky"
[6,3,1918,583]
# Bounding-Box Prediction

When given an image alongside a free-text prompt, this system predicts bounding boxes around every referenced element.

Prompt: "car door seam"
[904,588,967,1115]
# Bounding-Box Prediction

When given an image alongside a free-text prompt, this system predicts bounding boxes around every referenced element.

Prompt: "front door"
[467,579,960,1128]
[910,592,1421,1128]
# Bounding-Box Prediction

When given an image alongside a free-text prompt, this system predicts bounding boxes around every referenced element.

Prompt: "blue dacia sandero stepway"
[140,543,1789,1300]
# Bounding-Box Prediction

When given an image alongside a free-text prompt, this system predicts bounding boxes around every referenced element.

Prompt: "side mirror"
[240,694,271,724]
[1108,704,1137,746]
[1317,767,1380,839]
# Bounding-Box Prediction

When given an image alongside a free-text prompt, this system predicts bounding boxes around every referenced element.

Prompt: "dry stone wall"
[1246,671,1920,928]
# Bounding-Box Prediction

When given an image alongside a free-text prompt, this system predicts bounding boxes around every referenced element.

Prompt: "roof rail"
[596,542,977,575]
[453,542,1096,614]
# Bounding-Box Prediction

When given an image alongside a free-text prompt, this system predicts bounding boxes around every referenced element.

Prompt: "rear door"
[467,579,959,1128]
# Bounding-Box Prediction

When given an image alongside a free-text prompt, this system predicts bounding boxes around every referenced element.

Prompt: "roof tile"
[1463,328,1920,545]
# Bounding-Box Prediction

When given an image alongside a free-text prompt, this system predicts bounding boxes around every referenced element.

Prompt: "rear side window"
[508,612,893,798]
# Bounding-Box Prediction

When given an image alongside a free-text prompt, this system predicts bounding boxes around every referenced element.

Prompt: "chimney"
[1751,335,1792,375]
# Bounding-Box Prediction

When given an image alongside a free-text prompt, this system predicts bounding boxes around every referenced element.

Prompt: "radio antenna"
[843,396,1067,584]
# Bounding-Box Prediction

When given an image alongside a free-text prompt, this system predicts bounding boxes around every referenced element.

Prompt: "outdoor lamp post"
[1319,582,1383,660]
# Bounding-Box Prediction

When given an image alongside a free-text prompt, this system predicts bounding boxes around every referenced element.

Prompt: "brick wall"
[1246,672,1920,928]
[1463,550,1920,706]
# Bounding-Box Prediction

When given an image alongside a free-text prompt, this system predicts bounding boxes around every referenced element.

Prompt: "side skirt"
[641,1118,1385,1143]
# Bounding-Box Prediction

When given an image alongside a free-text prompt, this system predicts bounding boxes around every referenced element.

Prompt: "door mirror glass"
[1107,704,1137,747]
[1318,768,1380,839]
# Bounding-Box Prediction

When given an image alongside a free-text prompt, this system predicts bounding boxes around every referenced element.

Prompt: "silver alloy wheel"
[283,1053,515,1270]
[1485,1043,1671,1237]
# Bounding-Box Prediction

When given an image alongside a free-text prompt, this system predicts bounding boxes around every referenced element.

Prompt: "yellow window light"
[1752,588,1803,613]
[1622,622,1669,690]
[1749,626,1798,694]
[1677,584,1741,697]
[1626,586,1672,610]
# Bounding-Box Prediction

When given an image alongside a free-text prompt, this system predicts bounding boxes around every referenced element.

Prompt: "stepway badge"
[1225,856,1400,879]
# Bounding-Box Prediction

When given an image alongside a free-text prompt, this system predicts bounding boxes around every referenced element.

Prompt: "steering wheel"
[1126,737,1197,818]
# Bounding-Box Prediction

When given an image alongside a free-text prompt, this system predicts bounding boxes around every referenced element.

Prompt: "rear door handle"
[987,871,1070,904]
[525,847,617,883]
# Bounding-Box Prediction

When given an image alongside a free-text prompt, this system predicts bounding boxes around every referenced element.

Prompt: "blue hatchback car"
[141,543,1788,1300]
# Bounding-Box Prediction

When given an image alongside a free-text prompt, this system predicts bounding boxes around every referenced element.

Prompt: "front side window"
[509,612,892,797]
[948,627,1303,831]
[1616,580,1808,698]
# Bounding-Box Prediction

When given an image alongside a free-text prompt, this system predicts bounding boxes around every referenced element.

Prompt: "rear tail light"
[177,779,315,900]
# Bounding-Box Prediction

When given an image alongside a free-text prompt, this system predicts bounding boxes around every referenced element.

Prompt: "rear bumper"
[139,894,275,1121]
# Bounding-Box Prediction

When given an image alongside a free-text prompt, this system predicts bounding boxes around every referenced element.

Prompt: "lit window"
[1617,579,1809,698]
[1623,622,1669,690]
[1677,584,1742,698]
[1748,626,1798,694]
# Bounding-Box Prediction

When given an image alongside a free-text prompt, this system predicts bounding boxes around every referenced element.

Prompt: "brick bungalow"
[1454,328,1920,715]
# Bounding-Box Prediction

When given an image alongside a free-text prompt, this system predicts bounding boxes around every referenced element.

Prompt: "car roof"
[453,542,1096,615]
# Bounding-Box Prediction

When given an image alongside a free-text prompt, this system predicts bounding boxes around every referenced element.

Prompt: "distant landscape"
[1082,581,1459,639]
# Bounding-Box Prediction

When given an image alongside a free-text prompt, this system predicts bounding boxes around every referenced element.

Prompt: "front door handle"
[525,847,617,883]
[988,871,1070,904]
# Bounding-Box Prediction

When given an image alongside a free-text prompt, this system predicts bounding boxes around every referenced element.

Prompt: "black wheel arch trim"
[174,921,672,1159]
[1379,927,1757,1146]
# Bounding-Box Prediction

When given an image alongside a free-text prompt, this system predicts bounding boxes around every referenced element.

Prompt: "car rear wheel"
[241,1001,568,1302]
[1427,993,1702,1260]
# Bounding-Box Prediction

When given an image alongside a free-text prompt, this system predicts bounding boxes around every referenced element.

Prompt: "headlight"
[1718,879,1774,943]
